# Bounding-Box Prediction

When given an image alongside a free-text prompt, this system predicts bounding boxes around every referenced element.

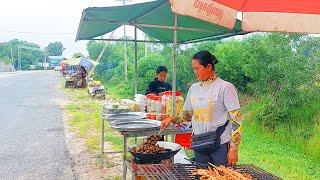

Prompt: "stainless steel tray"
[101,111,145,120]
[108,117,147,126]
[110,120,160,132]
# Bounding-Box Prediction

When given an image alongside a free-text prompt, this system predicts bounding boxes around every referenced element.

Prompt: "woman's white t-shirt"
[184,77,240,145]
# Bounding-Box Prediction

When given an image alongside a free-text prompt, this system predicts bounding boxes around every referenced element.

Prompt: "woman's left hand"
[227,146,238,166]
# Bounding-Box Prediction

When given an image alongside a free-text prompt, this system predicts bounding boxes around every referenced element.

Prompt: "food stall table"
[101,110,192,180]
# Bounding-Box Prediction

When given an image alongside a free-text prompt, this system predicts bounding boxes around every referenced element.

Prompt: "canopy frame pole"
[134,26,138,95]
[85,20,217,33]
[181,31,248,44]
[171,13,178,142]
[91,38,170,44]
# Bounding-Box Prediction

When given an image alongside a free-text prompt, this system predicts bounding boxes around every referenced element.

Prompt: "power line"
[0,28,75,35]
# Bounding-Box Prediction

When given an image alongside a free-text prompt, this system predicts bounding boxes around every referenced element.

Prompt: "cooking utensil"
[158,129,163,135]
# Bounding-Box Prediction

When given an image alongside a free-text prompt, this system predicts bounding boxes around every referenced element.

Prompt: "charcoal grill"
[126,161,282,180]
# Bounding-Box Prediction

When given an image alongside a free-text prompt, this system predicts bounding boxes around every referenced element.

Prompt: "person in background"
[160,51,243,166]
[77,66,87,88]
[146,66,172,95]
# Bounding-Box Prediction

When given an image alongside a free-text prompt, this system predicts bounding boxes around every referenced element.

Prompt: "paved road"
[0,71,74,180]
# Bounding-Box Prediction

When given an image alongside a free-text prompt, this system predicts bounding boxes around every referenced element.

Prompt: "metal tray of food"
[110,120,160,132]
[129,142,181,164]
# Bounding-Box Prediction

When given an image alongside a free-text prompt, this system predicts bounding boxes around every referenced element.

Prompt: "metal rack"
[126,162,282,180]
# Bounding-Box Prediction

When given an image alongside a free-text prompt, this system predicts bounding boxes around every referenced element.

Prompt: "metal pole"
[44,50,47,70]
[9,41,14,71]
[101,118,105,155]
[134,26,138,94]
[92,38,170,44]
[172,13,178,142]
[145,35,148,57]
[123,0,128,81]
[123,136,128,180]
[17,47,21,71]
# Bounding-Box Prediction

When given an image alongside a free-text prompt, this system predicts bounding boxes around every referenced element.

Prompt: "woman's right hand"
[160,117,173,130]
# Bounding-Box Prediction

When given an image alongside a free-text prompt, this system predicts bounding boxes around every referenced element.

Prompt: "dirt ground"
[58,85,127,180]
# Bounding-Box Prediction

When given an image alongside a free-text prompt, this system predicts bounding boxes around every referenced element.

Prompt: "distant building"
[0,62,15,72]
[48,56,63,67]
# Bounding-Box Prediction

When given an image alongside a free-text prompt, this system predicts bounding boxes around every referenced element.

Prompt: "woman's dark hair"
[156,66,168,74]
[192,51,218,70]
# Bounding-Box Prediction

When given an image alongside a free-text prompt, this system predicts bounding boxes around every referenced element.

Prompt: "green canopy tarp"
[76,0,245,43]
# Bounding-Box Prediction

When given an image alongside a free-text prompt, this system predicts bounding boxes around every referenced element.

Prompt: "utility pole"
[44,50,47,70]
[9,41,14,67]
[17,48,21,71]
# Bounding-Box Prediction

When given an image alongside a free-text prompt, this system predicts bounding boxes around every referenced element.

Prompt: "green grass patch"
[240,100,320,179]
[64,87,104,151]
[240,120,320,180]
[106,82,134,99]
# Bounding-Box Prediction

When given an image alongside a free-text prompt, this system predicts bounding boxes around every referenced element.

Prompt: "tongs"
[158,129,164,135]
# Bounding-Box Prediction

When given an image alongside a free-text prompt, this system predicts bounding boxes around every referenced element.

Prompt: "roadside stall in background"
[64,57,97,89]
[74,0,320,179]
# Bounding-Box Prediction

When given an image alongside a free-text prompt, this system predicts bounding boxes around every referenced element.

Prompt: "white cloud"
[0,0,149,58]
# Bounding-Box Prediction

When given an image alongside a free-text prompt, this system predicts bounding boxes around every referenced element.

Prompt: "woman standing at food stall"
[146,66,172,95]
[160,51,243,166]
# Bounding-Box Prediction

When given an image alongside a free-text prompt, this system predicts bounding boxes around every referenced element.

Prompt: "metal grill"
[127,162,282,180]
[129,164,184,180]
[171,164,200,180]
[236,164,282,180]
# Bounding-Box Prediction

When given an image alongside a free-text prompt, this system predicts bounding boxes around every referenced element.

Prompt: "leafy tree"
[0,39,44,70]
[46,41,64,56]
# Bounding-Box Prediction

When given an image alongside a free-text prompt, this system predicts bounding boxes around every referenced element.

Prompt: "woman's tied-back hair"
[192,51,219,70]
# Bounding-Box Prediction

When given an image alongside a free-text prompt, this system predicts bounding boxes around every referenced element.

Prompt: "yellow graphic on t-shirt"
[193,98,213,122]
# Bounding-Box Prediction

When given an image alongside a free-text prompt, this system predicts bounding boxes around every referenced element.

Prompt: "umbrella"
[64,58,81,66]
[63,58,98,67]
[170,0,320,34]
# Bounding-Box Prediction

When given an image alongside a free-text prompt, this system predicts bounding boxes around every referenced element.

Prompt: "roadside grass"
[63,86,138,153]
[64,88,102,152]
[239,101,320,180]
[105,82,134,99]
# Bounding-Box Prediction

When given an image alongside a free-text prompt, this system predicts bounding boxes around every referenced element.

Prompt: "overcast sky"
[0,0,149,58]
